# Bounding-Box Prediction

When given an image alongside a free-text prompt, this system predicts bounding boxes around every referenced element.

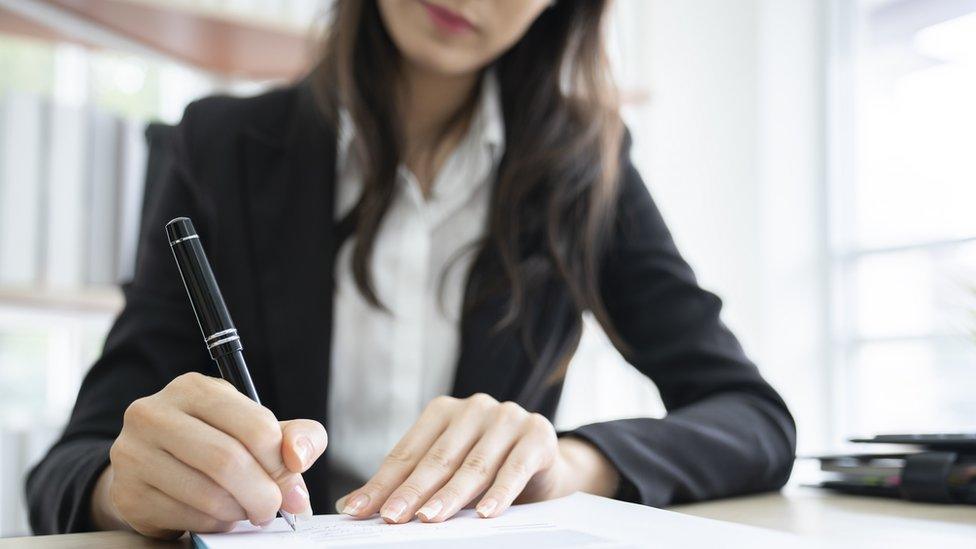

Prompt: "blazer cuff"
[74,440,113,533]
[31,438,113,534]
[559,423,657,505]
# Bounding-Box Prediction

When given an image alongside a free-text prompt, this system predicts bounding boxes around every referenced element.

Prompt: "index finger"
[177,376,287,479]
[148,409,282,525]
[172,375,312,515]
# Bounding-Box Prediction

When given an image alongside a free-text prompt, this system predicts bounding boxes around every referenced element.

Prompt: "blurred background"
[0,0,974,537]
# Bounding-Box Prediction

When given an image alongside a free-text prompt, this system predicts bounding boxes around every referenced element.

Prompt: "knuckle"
[396,482,425,500]
[171,372,205,392]
[252,408,282,448]
[166,373,212,405]
[253,493,282,522]
[437,483,463,502]
[201,490,242,522]
[460,453,494,479]
[468,393,497,408]
[506,458,533,478]
[423,446,458,472]
[269,465,293,484]
[122,397,154,426]
[240,481,281,523]
[361,479,388,497]
[211,377,236,390]
[197,495,224,521]
[108,438,133,468]
[496,401,526,422]
[487,485,514,502]
[256,406,280,431]
[209,443,250,481]
[527,412,553,433]
[384,444,415,466]
[108,441,121,464]
[429,395,457,411]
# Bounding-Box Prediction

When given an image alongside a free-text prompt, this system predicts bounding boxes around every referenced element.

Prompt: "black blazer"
[27,83,796,534]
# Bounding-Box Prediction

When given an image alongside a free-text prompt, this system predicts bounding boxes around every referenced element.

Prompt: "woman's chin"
[400,44,487,79]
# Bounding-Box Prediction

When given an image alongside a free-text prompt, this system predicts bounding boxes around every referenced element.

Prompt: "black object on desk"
[165,216,297,529]
[850,433,976,450]
[812,433,976,504]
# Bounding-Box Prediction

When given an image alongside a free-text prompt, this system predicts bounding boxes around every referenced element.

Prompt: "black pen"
[165,216,297,531]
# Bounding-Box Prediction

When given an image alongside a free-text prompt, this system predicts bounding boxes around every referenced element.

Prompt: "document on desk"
[193,492,812,549]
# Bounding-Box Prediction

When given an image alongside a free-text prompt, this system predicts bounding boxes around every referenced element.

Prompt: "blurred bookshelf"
[0,287,122,313]
[0,0,322,80]
[0,0,316,398]
[0,1,323,537]
[0,0,324,312]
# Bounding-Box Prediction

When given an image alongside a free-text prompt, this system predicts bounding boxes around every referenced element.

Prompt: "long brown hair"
[311,0,625,380]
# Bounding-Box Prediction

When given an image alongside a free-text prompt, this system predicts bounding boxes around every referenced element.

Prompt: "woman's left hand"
[335,393,619,524]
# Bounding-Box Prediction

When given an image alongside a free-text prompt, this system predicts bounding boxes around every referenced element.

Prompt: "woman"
[28,0,795,539]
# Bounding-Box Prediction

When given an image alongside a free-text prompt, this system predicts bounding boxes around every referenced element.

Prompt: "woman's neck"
[398,62,480,195]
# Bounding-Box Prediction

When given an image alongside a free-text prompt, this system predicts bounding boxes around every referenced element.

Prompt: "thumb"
[279,419,328,474]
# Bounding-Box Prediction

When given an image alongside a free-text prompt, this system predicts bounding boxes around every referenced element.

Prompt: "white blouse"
[327,74,505,484]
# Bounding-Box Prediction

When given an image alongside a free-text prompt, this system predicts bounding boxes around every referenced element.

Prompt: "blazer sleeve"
[25,102,216,534]
[566,147,797,507]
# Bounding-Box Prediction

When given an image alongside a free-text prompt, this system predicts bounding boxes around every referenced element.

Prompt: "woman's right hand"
[90,372,327,539]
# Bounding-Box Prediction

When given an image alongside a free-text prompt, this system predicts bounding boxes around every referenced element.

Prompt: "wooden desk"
[0,530,188,548]
[4,487,974,547]
[672,486,976,547]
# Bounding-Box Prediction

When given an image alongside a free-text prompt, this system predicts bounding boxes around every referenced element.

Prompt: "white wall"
[630,1,763,359]
[589,0,831,453]
[755,0,830,453]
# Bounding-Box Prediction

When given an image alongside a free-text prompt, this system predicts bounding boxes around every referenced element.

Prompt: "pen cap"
[166,217,243,359]
[165,216,196,243]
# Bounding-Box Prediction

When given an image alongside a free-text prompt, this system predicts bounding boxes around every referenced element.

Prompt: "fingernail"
[416,499,443,522]
[380,496,408,523]
[335,496,347,514]
[341,493,369,516]
[295,436,313,467]
[476,498,497,518]
[283,483,311,514]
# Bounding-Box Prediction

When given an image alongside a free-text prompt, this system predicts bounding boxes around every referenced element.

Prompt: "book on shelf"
[117,117,148,284]
[44,101,88,289]
[0,91,152,301]
[0,90,46,286]
[85,107,123,287]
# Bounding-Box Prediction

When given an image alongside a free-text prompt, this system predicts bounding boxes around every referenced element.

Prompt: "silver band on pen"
[206,328,238,342]
[207,335,241,350]
[169,234,200,246]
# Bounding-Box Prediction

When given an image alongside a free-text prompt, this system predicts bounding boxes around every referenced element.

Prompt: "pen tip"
[281,510,297,531]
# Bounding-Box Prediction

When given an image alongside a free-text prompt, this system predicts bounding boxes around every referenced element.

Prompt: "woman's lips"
[419,0,476,34]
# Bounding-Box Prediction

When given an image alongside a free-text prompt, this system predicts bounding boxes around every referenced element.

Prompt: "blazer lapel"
[241,86,337,424]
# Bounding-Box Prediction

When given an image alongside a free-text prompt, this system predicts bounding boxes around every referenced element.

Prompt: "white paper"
[193,493,815,549]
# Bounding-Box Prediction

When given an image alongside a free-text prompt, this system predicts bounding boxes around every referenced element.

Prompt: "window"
[829,0,976,437]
